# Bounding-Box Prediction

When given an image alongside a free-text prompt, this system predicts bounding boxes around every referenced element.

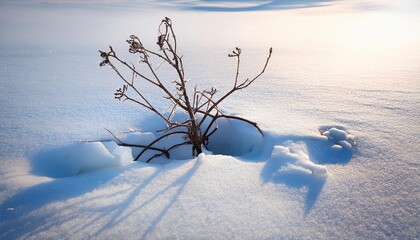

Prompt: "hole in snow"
[205,118,264,157]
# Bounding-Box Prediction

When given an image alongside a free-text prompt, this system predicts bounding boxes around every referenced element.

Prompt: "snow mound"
[32,141,132,178]
[320,127,355,150]
[262,141,328,181]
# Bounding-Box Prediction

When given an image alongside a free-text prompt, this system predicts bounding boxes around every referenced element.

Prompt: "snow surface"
[1,0,420,239]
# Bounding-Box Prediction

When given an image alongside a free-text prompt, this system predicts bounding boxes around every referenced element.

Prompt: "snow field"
[0,1,419,239]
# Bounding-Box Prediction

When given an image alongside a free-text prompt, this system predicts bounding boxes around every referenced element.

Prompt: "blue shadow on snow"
[0,166,128,239]
[0,159,201,239]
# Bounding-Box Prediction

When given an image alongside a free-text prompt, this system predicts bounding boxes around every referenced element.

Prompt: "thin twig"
[99,17,272,161]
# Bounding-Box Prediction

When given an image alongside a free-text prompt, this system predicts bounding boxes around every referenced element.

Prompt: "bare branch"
[198,47,272,129]
[103,128,168,153]
[134,131,189,161]
[99,17,272,162]
[146,141,191,163]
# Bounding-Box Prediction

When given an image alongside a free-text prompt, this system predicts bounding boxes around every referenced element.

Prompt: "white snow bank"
[33,130,210,178]
[39,128,197,178]
[32,141,132,178]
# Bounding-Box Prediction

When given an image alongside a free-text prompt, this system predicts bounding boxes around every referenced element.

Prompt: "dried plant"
[99,17,272,162]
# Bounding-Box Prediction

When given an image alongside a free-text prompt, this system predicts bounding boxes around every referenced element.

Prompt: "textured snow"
[1,0,420,239]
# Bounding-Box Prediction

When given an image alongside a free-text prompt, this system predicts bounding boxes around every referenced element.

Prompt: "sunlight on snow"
[0,0,419,239]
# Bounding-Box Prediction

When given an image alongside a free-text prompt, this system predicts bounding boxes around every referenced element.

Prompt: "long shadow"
[93,167,163,236]
[0,165,128,240]
[139,158,202,239]
[1,157,195,240]
[92,158,202,238]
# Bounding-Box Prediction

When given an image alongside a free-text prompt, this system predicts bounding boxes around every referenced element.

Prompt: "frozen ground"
[0,0,419,239]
